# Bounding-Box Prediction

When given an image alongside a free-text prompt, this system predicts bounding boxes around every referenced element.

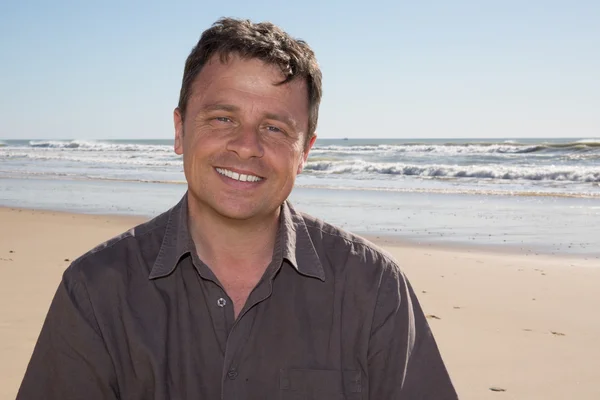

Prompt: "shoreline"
[2,205,598,261]
[362,233,600,262]
[1,207,600,399]
[2,176,599,258]
[2,175,599,199]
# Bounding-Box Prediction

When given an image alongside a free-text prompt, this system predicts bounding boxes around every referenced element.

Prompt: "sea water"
[1,138,599,257]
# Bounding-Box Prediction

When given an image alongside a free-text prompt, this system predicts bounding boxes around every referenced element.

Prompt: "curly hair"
[177,17,323,139]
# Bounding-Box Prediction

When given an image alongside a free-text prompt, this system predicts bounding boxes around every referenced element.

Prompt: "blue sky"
[1,0,598,139]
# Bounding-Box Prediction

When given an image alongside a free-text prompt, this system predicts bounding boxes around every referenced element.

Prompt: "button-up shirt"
[17,194,457,399]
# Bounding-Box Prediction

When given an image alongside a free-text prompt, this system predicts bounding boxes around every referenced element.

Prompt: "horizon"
[1,0,599,140]
[3,136,598,142]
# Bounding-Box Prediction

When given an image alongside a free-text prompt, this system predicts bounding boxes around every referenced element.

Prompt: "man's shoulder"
[298,210,401,276]
[63,210,170,284]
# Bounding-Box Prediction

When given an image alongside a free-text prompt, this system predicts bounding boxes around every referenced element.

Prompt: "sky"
[0,0,599,140]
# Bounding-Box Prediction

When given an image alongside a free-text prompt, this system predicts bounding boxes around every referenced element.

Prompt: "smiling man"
[17,18,457,399]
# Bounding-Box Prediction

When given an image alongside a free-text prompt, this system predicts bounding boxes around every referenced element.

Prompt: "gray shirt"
[17,194,457,399]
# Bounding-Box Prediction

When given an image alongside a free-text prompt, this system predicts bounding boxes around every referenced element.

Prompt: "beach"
[1,137,599,398]
[3,0,600,397]
[1,207,599,400]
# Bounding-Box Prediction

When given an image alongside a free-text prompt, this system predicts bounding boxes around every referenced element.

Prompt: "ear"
[174,108,184,155]
[297,134,317,174]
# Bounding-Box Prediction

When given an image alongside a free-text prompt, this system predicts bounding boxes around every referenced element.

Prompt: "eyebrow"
[201,103,298,129]
[201,103,240,113]
[264,112,297,129]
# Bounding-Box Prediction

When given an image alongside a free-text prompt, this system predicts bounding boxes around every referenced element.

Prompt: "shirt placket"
[190,250,236,355]
[202,279,235,357]
[220,261,282,400]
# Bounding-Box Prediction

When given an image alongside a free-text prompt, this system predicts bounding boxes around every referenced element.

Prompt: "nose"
[226,125,264,160]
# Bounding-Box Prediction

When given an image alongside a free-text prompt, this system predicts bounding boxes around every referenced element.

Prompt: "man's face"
[174,54,316,222]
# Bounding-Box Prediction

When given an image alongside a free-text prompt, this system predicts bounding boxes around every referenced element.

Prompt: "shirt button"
[227,369,238,380]
[217,297,227,307]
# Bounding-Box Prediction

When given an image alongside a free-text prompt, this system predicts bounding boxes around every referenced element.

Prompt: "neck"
[187,197,280,275]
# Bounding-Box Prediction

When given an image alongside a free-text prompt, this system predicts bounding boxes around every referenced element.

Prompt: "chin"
[210,199,268,221]
[188,188,284,222]
[216,207,269,222]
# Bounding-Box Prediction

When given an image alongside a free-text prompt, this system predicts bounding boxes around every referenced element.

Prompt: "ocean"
[1,138,599,257]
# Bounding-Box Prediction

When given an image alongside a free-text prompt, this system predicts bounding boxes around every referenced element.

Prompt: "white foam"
[311,143,544,156]
[575,139,600,144]
[1,150,182,167]
[304,160,600,182]
[28,140,172,152]
[294,183,600,199]
[311,141,600,157]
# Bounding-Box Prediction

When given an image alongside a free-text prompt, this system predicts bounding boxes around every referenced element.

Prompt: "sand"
[1,207,599,399]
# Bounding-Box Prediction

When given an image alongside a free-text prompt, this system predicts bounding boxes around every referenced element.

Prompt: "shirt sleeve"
[16,269,119,400]
[367,266,458,399]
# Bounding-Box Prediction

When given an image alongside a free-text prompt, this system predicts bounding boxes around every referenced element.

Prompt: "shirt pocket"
[279,368,362,400]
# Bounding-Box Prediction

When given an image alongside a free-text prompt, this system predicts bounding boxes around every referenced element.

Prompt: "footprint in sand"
[426,314,441,320]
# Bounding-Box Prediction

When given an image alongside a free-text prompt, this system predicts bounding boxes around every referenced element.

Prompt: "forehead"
[188,54,309,111]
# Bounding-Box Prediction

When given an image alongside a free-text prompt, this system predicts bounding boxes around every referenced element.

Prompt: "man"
[17,18,457,399]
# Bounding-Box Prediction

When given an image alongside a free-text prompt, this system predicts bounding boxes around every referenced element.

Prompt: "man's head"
[173,18,322,222]
[177,17,322,142]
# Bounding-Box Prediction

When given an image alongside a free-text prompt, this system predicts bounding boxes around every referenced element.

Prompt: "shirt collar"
[280,200,325,281]
[149,194,193,279]
[149,194,324,282]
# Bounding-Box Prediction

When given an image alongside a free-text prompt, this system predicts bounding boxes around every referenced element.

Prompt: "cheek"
[181,138,205,172]
[185,130,217,155]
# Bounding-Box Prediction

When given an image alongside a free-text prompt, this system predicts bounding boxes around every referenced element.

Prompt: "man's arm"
[17,269,119,400]
[367,267,458,399]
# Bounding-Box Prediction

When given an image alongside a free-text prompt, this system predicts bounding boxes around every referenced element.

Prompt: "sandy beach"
[1,207,599,400]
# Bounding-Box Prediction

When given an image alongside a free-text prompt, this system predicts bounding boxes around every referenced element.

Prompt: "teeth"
[216,168,262,182]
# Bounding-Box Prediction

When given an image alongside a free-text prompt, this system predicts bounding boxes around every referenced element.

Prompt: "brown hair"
[177,17,323,140]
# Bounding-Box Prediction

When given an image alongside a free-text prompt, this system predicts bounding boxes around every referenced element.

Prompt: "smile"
[215,167,263,183]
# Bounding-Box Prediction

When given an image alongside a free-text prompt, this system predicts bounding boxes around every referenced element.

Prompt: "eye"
[215,116,232,123]
[266,125,283,134]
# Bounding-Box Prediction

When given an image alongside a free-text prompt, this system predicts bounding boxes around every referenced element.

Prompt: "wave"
[304,160,600,183]
[2,151,182,167]
[576,138,600,144]
[0,170,187,184]
[3,149,598,182]
[19,139,600,155]
[311,141,600,156]
[28,140,172,152]
[3,171,596,199]
[295,183,600,199]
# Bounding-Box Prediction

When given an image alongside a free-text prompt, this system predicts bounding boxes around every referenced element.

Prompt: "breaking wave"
[2,151,182,167]
[304,160,600,183]
[311,141,600,156]
[27,140,172,152]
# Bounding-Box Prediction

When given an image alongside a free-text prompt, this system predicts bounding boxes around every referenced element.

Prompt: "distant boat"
[343,138,349,141]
